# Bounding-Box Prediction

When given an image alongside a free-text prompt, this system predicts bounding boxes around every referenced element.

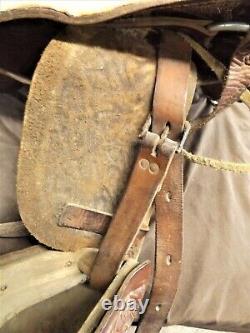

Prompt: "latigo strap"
[90,31,193,332]
[137,32,192,332]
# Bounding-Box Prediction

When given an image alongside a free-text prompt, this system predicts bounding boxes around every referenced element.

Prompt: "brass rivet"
[166,255,172,266]
[155,304,161,312]
[149,163,159,174]
[165,191,172,202]
[139,158,149,170]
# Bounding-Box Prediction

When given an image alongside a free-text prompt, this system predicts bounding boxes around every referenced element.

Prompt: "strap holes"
[166,254,172,266]
[155,304,162,312]
[165,191,172,202]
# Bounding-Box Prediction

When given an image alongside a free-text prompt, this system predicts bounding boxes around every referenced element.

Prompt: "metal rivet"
[139,158,149,170]
[155,304,161,312]
[149,163,159,175]
[0,285,7,291]
[165,191,172,202]
[166,255,172,266]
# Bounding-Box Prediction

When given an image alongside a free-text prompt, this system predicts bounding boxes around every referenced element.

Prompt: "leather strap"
[90,145,177,290]
[137,156,184,332]
[90,32,192,308]
[137,32,192,333]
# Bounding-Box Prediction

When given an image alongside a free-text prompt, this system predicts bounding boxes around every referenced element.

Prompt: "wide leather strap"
[137,32,192,333]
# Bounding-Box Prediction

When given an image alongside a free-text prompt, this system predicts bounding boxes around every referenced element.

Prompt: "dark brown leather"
[137,32,192,333]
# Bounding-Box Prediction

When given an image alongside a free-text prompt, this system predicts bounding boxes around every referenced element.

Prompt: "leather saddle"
[0,1,249,332]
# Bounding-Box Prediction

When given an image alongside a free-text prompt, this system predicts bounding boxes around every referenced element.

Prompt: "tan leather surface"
[17,27,156,251]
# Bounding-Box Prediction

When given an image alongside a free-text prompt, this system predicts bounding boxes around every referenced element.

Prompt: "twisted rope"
[180,148,250,173]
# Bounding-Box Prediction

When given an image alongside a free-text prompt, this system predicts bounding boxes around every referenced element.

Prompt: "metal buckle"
[161,121,191,154]
[139,116,190,155]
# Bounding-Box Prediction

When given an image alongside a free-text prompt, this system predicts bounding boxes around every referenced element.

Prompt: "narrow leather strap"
[137,156,184,332]
[137,33,192,332]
